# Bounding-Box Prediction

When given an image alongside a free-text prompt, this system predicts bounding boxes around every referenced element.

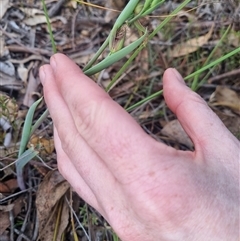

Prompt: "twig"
[208,69,240,83]
[7,45,52,56]
[65,195,90,241]
[16,168,33,241]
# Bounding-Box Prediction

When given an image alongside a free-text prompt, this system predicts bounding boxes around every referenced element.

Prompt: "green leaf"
[84,29,148,76]
[18,97,43,157]
[16,148,39,190]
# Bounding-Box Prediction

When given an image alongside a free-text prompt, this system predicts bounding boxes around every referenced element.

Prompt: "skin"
[39,53,239,241]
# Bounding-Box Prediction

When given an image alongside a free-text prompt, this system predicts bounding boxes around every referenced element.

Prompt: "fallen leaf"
[36,170,70,241]
[0,182,11,193]
[20,7,43,16]
[209,86,240,114]
[0,179,18,193]
[28,134,54,156]
[0,0,10,19]
[161,119,193,149]
[227,31,240,48]
[169,24,214,57]
[0,196,25,235]
[24,15,67,26]
[17,63,29,83]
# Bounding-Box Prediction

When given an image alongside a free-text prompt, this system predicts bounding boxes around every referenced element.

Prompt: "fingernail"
[50,55,57,69]
[172,68,185,85]
[39,66,46,85]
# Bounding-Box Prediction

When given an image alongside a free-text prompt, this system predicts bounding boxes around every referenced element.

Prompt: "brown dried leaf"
[209,86,240,114]
[169,24,214,58]
[161,119,193,149]
[0,179,18,193]
[36,170,70,241]
[23,14,67,26]
[28,134,54,156]
[0,196,25,235]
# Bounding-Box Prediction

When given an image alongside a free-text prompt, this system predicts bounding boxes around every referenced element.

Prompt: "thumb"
[163,68,236,151]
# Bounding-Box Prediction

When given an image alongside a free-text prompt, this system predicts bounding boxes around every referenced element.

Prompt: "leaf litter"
[0,0,239,240]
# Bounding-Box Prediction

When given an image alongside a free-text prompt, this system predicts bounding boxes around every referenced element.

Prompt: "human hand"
[39,53,239,241]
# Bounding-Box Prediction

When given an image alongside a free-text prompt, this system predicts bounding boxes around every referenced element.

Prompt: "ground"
[0,0,239,240]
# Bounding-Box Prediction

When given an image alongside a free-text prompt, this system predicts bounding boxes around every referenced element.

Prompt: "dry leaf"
[28,134,54,156]
[161,119,193,149]
[227,31,240,47]
[0,179,18,193]
[0,0,10,19]
[20,7,43,16]
[0,182,11,193]
[17,63,29,82]
[169,24,214,57]
[36,170,70,241]
[0,196,25,235]
[24,15,67,26]
[209,86,240,114]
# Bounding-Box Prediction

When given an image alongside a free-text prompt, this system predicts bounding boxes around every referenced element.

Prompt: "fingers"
[40,64,120,206]
[40,53,166,182]
[163,68,238,153]
[54,127,99,209]
[54,126,132,222]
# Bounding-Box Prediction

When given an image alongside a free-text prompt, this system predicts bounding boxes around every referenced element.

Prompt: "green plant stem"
[191,24,232,90]
[84,30,148,76]
[149,0,191,40]
[41,0,57,53]
[185,46,240,80]
[83,0,141,72]
[115,0,192,111]
[126,90,163,112]
[106,38,148,92]
[30,109,49,136]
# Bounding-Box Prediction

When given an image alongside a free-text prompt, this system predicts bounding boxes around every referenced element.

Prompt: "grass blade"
[16,148,39,190]
[41,0,57,53]
[18,97,43,157]
[185,46,240,81]
[84,29,148,76]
